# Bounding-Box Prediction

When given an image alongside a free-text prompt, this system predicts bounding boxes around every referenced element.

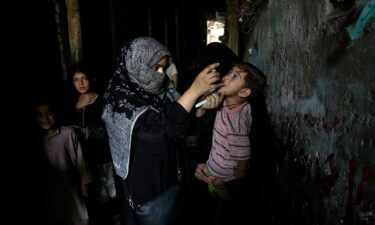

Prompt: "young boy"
[194,62,266,224]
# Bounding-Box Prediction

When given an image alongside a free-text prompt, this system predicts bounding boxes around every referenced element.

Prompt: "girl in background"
[68,63,119,225]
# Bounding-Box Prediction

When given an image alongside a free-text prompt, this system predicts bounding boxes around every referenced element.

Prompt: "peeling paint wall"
[243,0,375,224]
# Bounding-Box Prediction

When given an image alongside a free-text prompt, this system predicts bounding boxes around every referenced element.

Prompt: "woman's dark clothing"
[194,109,216,163]
[123,102,189,225]
[102,37,184,225]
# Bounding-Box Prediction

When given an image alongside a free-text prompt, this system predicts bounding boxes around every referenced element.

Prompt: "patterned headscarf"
[102,37,175,179]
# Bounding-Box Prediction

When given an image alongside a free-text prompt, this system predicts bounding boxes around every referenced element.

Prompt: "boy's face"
[218,66,250,98]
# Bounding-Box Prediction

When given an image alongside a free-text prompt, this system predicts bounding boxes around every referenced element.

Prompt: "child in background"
[35,101,92,225]
[68,63,119,225]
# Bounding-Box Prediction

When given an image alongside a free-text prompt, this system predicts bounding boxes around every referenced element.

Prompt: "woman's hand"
[178,63,222,112]
[190,63,222,97]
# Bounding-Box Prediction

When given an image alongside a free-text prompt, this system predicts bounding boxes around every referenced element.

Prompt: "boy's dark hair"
[234,62,266,98]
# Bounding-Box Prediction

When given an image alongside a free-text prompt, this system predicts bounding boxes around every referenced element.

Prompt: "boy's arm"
[234,159,249,179]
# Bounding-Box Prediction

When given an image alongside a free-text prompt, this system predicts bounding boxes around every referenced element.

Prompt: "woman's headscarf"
[102,37,172,179]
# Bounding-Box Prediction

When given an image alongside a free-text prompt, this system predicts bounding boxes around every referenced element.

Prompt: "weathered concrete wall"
[243,0,375,224]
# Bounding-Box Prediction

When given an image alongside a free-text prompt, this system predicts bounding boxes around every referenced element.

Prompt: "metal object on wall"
[227,0,269,34]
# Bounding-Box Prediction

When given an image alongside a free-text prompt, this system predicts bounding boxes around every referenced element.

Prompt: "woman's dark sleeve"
[194,109,216,163]
[133,102,190,143]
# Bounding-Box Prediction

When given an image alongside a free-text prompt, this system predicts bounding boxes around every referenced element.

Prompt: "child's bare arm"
[212,177,226,188]
[234,160,249,179]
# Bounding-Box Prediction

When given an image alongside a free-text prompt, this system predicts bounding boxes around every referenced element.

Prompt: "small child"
[194,62,266,224]
[35,102,92,225]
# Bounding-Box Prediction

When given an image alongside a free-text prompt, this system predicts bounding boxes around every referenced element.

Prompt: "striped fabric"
[207,101,252,182]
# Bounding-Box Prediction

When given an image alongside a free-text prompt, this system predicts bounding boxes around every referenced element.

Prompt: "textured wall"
[243,0,375,224]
